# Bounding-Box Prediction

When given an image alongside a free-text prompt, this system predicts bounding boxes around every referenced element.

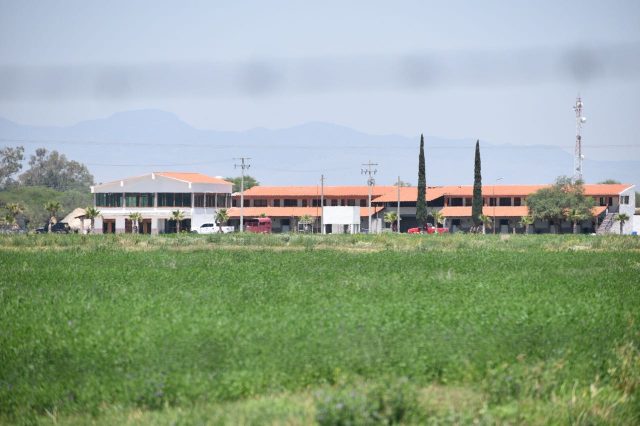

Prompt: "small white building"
[322,206,361,234]
[91,172,232,234]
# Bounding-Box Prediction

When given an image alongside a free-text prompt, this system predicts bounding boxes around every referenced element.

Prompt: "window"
[360,199,367,207]
[347,199,356,206]
[450,197,463,206]
[488,197,496,207]
[301,199,308,207]
[243,199,250,207]
[499,197,511,206]
[331,199,338,206]
[312,199,321,207]
[217,193,229,207]
[253,199,267,207]
[514,197,522,206]
[273,199,280,207]
[194,194,205,208]
[157,193,191,207]
[96,193,123,207]
[283,199,297,207]
[464,198,472,206]
[621,195,630,205]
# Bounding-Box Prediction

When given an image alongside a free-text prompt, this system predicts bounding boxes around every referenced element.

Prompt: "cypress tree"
[472,139,483,226]
[416,134,428,227]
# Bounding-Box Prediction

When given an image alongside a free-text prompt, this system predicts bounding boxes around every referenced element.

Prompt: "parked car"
[407,223,449,234]
[191,223,234,234]
[245,217,272,233]
[36,222,71,234]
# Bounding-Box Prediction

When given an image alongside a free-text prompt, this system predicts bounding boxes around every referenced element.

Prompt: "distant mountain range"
[1,109,638,189]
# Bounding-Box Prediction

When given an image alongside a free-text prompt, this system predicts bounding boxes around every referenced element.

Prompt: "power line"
[1,137,638,150]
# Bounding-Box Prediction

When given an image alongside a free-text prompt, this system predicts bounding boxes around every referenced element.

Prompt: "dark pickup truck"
[36,222,71,234]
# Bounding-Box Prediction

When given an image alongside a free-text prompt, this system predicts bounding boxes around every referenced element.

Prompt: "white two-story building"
[91,172,232,234]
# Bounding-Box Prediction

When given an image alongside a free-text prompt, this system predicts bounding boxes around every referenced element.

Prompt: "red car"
[407,223,449,234]
[245,217,272,233]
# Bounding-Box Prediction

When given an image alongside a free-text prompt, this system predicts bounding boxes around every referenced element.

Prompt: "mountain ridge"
[0,110,638,189]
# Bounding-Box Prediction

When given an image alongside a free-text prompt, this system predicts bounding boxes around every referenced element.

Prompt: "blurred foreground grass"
[1,233,639,424]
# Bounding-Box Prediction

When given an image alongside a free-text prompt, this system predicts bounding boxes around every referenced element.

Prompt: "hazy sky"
[1,1,639,160]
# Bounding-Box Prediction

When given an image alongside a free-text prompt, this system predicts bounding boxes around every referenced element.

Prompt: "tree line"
[0,146,94,230]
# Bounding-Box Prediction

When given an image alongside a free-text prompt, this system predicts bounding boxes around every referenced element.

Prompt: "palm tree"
[84,207,101,234]
[615,213,630,235]
[432,210,445,233]
[128,212,143,234]
[478,214,492,235]
[565,208,588,234]
[44,201,61,233]
[171,210,185,233]
[3,213,16,229]
[5,203,23,230]
[215,208,229,233]
[383,211,398,231]
[519,215,534,235]
[298,214,314,233]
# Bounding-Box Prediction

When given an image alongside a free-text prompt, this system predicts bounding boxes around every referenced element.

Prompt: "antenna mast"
[573,96,586,182]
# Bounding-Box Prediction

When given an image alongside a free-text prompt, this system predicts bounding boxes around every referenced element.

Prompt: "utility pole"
[361,161,378,233]
[234,157,251,232]
[493,177,503,234]
[573,96,586,182]
[320,174,325,234]
[396,176,401,234]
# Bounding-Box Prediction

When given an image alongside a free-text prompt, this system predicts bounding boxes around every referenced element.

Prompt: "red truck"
[245,217,272,233]
[407,223,449,234]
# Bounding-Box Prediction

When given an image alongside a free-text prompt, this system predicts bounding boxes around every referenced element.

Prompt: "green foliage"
[1,234,639,424]
[615,213,630,235]
[472,140,483,226]
[416,134,427,227]
[383,211,397,227]
[526,176,594,231]
[0,185,92,230]
[215,208,230,233]
[224,175,259,193]
[0,145,24,188]
[19,148,94,191]
[598,179,621,184]
[315,378,417,425]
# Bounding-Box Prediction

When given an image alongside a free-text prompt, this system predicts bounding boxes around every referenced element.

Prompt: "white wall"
[323,206,360,225]
[618,186,636,235]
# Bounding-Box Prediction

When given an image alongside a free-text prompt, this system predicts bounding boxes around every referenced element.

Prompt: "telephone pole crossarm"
[361,161,378,234]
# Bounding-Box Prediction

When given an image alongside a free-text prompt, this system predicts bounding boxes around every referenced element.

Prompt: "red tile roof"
[156,172,231,185]
[240,186,396,198]
[227,206,384,218]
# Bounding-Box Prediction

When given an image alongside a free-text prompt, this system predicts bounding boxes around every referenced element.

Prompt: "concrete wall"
[617,186,635,235]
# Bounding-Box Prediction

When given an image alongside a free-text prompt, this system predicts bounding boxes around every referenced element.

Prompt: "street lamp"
[493,177,503,234]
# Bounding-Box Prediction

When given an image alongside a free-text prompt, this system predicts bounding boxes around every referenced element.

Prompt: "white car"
[192,223,235,234]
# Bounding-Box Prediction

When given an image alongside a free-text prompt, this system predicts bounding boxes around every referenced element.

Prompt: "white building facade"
[91,172,232,234]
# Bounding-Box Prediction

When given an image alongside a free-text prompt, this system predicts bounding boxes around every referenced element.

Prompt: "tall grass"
[0,234,639,424]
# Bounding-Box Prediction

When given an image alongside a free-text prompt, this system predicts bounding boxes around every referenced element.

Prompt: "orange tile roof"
[240,186,396,198]
[156,172,231,185]
[373,186,448,203]
[583,184,633,195]
[227,206,384,218]
[374,184,633,202]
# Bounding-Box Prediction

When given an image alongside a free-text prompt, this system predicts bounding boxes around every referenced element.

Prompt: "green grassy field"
[1,234,639,425]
